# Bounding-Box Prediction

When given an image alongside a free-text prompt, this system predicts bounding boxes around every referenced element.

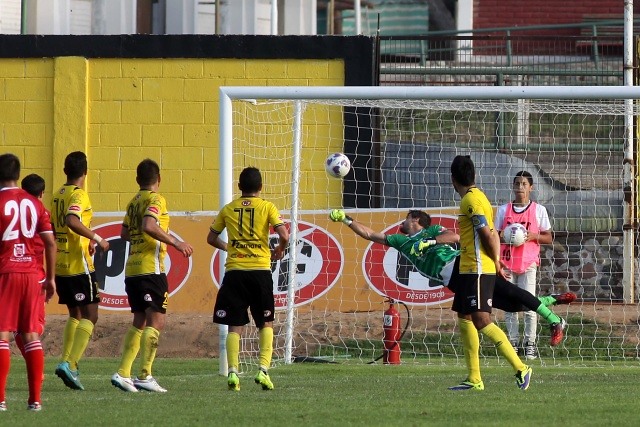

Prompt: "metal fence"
[374,20,637,86]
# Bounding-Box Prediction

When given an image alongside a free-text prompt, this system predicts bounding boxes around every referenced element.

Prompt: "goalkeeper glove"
[329,209,353,226]
[410,238,437,256]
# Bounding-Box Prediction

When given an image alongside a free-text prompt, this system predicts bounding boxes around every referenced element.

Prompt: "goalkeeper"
[329,209,573,346]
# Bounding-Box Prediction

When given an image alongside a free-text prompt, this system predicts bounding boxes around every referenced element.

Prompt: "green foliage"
[3,358,638,426]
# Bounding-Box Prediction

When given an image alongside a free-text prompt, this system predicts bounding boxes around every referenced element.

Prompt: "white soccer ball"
[503,223,528,247]
[325,152,351,178]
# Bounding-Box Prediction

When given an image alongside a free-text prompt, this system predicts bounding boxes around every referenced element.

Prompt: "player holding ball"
[495,171,567,360]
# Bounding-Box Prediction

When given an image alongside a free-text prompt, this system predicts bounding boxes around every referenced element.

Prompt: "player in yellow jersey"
[207,167,289,392]
[111,159,193,393]
[52,151,109,391]
[448,155,532,392]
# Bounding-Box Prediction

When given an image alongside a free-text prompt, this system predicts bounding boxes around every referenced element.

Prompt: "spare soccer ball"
[325,152,351,178]
[503,223,528,247]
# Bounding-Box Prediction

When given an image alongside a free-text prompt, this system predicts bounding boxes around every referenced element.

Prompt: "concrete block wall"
[0,56,345,213]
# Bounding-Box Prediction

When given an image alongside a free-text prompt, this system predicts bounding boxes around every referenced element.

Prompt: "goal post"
[218,86,640,370]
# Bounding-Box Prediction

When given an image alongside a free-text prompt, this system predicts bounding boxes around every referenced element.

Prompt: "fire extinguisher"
[383,298,401,364]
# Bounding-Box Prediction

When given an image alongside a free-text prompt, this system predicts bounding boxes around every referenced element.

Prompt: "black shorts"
[213,270,275,328]
[125,274,168,314]
[56,272,100,306]
[450,260,495,315]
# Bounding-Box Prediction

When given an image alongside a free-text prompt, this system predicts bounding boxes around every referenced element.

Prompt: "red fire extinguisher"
[383,298,401,364]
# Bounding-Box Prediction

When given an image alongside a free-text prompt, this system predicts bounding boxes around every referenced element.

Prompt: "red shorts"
[0,273,45,333]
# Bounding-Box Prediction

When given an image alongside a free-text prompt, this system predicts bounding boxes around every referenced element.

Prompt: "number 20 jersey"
[0,187,53,274]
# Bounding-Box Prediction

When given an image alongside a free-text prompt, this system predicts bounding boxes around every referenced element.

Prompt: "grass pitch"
[2,357,637,426]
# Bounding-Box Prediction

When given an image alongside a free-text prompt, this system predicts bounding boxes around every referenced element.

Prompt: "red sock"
[0,341,10,403]
[24,340,44,404]
[14,332,26,358]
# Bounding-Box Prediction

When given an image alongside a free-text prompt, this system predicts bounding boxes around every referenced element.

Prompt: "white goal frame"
[218,85,640,373]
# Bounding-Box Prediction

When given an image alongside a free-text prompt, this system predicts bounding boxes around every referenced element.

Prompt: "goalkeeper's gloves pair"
[329,209,353,226]
[410,238,437,257]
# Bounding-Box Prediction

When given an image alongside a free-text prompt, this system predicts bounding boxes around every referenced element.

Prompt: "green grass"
[2,357,638,426]
[320,314,640,363]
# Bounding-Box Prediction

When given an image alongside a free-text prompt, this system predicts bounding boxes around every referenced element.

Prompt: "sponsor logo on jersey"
[92,222,192,310]
[148,206,159,215]
[363,215,457,306]
[68,205,81,212]
[13,244,25,258]
[210,221,342,309]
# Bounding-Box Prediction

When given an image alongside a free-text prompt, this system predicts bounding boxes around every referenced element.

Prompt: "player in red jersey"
[0,154,56,412]
[13,174,48,358]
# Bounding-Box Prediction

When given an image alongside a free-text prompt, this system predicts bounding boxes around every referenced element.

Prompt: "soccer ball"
[503,223,528,247]
[325,152,351,178]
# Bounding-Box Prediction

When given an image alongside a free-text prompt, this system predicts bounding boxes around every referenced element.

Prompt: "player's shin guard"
[536,304,561,325]
[69,319,94,370]
[226,332,241,373]
[258,327,274,371]
[0,341,9,402]
[118,326,142,378]
[459,319,481,384]
[139,327,160,379]
[62,317,80,361]
[480,323,527,373]
[24,340,44,404]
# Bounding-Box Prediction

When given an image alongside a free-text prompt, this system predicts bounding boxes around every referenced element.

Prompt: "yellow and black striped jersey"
[210,196,284,271]
[458,187,496,274]
[123,190,170,276]
[51,184,94,276]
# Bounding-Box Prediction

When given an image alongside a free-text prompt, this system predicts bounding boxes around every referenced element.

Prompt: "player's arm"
[329,209,388,245]
[272,223,289,260]
[40,231,56,302]
[142,216,193,257]
[206,229,227,252]
[66,214,110,252]
[120,225,131,242]
[476,221,505,277]
[526,206,553,244]
[434,228,459,245]
[527,229,552,244]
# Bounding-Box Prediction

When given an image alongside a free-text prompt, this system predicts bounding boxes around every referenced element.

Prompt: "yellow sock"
[226,332,241,373]
[68,319,94,370]
[479,322,527,372]
[139,327,160,379]
[459,318,481,383]
[62,317,80,362]
[258,327,273,371]
[118,326,143,378]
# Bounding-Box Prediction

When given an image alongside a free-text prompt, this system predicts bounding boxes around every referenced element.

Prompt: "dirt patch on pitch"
[39,314,219,359]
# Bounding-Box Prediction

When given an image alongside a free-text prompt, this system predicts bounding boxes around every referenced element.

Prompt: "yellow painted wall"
[0,55,354,315]
[0,57,345,211]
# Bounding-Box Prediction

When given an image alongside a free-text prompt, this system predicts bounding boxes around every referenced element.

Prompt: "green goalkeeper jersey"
[384,225,459,285]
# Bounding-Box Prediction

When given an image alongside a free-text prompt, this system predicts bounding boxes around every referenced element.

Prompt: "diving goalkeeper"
[329,209,574,346]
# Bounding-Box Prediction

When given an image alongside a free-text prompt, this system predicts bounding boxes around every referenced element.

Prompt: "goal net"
[217,86,640,371]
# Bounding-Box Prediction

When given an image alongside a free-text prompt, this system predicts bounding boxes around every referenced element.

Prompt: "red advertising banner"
[44,209,458,315]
